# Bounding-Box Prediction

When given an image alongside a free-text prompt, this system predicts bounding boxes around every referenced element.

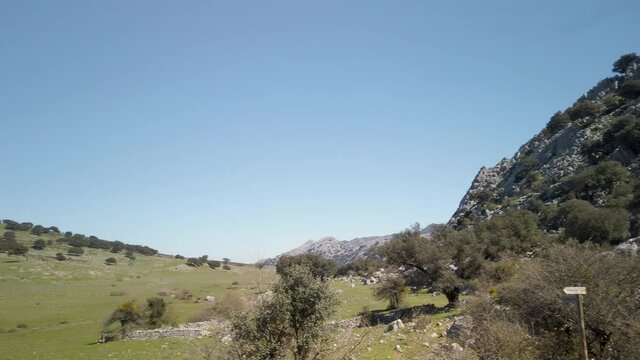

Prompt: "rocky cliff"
[449,55,640,228]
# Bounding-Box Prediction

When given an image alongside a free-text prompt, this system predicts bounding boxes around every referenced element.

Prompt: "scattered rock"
[446,315,474,340]
[205,295,215,303]
[386,319,404,332]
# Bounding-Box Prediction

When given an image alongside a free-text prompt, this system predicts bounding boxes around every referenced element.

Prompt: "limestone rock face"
[449,61,640,229]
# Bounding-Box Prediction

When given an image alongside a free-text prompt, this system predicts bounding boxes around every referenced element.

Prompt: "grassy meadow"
[0,226,457,359]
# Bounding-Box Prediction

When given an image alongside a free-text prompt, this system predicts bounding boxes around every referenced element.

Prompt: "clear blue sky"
[1,1,638,262]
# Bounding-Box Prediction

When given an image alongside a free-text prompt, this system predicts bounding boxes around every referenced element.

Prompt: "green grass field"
[0,226,458,359]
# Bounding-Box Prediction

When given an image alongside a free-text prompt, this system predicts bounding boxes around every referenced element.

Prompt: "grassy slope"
[0,226,457,359]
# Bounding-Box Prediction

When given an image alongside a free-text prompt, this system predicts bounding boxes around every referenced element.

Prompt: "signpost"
[563,287,588,360]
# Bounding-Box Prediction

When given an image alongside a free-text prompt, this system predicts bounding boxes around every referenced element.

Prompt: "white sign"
[563,287,587,295]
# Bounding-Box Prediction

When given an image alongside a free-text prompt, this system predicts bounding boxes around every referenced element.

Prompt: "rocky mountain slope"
[262,223,442,265]
[449,54,640,229]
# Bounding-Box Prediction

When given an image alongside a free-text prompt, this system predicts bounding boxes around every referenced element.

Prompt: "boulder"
[386,319,404,332]
[205,295,215,303]
[446,315,474,340]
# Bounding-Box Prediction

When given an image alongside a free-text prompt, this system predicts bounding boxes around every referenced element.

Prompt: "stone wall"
[123,320,228,340]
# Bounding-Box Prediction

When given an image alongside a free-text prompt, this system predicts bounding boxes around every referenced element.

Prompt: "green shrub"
[563,161,635,204]
[16,323,28,329]
[618,79,640,99]
[276,253,336,280]
[563,201,630,245]
[55,253,66,261]
[105,257,117,265]
[32,239,46,250]
[222,264,231,271]
[544,111,571,136]
[67,246,84,256]
[146,297,167,327]
[104,300,144,335]
[604,115,640,154]
[185,257,202,267]
[475,210,546,260]
[612,53,640,73]
[373,276,407,309]
[174,254,184,259]
[566,100,601,121]
[602,93,624,110]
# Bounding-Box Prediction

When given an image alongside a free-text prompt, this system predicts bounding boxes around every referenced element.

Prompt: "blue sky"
[1,1,638,262]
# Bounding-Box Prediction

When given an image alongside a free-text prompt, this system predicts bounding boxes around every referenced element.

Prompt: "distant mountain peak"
[261,224,442,265]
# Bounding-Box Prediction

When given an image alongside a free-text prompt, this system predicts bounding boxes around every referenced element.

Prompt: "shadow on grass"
[358,303,456,326]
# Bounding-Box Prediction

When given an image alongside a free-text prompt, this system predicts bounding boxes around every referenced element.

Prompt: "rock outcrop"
[261,224,442,265]
[449,57,640,228]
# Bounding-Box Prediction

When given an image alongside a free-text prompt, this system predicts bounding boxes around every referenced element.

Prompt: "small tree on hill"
[373,276,407,310]
[146,297,167,327]
[229,264,337,359]
[618,79,640,99]
[207,260,221,269]
[105,300,144,336]
[8,244,28,258]
[33,239,46,250]
[612,52,639,73]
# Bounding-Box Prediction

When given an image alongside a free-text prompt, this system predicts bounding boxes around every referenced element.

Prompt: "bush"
[67,246,84,256]
[207,260,221,269]
[373,276,407,310]
[30,225,44,236]
[475,210,546,260]
[493,246,640,359]
[222,264,231,271]
[105,257,117,265]
[8,244,28,257]
[104,300,144,335]
[562,200,630,245]
[229,265,337,360]
[544,111,571,136]
[276,253,336,281]
[602,93,624,111]
[604,115,640,154]
[566,100,601,121]
[618,79,640,100]
[146,297,167,327]
[186,257,202,267]
[563,160,635,204]
[16,323,28,329]
[2,231,16,241]
[124,250,135,260]
[32,239,46,250]
[174,254,184,259]
[612,52,640,73]
[55,253,66,261]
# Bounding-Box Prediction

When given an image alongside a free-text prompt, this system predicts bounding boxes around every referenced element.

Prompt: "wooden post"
[576,294,588,360]
[563,287,588,360]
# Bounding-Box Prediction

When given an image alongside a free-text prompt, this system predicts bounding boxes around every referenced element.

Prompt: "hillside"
[450,54,640,242]
[261,223,442,265]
